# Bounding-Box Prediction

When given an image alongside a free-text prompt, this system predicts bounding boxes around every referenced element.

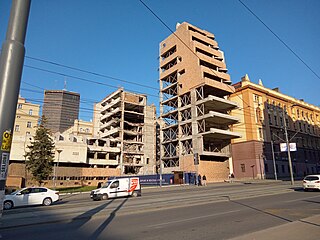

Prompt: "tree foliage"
[25,115,55,185]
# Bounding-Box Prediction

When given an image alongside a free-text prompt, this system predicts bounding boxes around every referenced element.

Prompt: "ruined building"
[93,88,157,175]
[159,22,241,181]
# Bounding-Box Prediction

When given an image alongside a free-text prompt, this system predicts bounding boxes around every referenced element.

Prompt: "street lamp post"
[53,149,62,189]
[283,108,294,185]
[271,140,278,180]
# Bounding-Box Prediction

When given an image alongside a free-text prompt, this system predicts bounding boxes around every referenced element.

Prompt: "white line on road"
[147,209,241,228]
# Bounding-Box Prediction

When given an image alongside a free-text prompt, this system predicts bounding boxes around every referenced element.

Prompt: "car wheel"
[43,197,52,206]
[132,191,138,197]
[4,200,13,210]
[102,194,108,200]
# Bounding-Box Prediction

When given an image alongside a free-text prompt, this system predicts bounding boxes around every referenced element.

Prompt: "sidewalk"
[230,214,320,240]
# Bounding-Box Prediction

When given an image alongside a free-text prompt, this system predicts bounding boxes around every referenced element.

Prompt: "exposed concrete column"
[190,89,201,153]
[119,90,125,175]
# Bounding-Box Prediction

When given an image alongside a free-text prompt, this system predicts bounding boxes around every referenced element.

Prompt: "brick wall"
[199,160,229,182]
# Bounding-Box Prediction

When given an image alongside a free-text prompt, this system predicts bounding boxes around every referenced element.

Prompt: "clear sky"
[0,0,319,121]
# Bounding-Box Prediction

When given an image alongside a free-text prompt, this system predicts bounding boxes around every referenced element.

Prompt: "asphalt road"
[0,181,319,240]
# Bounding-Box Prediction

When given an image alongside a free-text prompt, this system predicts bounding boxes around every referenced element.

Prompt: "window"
[29,109,33,115]
[241,164,246,172]
[254,94,260,103]
[15,125,20,132]
[256,108,261,123]
[27,122,32,128]
[17,104,22,109]
[110,181,119,188]
[268,114,272,125]
[258,128,263,140]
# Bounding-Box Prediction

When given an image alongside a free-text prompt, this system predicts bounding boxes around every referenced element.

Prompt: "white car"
[303,175,320,191]
[3,187,60,210]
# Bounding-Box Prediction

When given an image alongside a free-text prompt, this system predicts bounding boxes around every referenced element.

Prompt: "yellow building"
[10,96,40,161]
[230,75,320,180]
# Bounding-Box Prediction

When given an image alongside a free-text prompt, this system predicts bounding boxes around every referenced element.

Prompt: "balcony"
[87,145,120,153]
[101,97,121,114]
[197,95,238,111]
[88,158,119,166]
[198,111,240,126]
[201,127,241,140]
[100,127,120,138]
[101,107,121,121]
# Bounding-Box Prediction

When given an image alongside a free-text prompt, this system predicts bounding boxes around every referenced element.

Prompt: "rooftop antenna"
[63,77,67,91]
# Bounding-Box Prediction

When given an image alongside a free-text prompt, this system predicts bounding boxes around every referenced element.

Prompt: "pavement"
[230,214,320,240]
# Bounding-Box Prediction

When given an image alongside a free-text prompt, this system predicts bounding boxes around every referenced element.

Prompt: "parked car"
[302,175,320,191]
[3,187,60,210]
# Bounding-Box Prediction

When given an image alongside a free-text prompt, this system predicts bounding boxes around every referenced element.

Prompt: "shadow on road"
[222,195,293,223]
[89,198,128,239]
[69,199,115,229]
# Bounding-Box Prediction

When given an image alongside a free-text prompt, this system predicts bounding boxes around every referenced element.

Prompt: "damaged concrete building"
[159,22,241,181]
[93,88,157,175]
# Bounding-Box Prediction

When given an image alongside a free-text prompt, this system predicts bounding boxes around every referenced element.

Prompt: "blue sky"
[0,0,319,121]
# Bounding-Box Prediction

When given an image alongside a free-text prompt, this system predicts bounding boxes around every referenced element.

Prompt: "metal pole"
[283,109,294,185]
[159,159,163,187]
[54,149,62,189]
[0,0,31,217]
[271,140,277,180]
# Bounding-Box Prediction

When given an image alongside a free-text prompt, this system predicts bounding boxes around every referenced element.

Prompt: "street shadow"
[292,187,304,192]
[89,198,128,240]
[303,199,320,204]
[222,195,293,223]
[69,199,115,229]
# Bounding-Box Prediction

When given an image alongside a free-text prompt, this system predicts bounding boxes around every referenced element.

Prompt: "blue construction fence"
[110,172,197,186]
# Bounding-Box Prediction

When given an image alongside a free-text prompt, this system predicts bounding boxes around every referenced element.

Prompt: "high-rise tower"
[43,90,80,133]
[159,22,241,181]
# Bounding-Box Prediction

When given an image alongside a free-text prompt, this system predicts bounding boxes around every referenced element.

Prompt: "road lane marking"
[147,209,241,228]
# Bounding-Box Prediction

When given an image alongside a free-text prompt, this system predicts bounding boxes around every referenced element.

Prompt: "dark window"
[304,176,319,181]
[241,164,246,173]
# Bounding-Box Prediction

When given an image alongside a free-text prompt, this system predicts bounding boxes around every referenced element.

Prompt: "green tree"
[25,115,55,185]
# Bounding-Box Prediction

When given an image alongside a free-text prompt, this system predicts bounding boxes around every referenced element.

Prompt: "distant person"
[229,173,235,183]
[97,182,102,188]
[202,175,207,186]
[198,174,202,186]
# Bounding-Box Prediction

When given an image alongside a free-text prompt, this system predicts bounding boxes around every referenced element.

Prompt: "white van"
[90,177,141,200]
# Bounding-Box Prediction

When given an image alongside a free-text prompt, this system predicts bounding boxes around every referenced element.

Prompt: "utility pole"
[283,108,294,185]
[0,0,31,217]
[271,140,277,180]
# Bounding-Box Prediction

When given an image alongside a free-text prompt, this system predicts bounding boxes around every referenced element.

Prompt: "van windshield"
[102,181,112,188]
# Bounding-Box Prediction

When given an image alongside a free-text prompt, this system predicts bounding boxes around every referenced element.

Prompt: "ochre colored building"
[230,75,320,180]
